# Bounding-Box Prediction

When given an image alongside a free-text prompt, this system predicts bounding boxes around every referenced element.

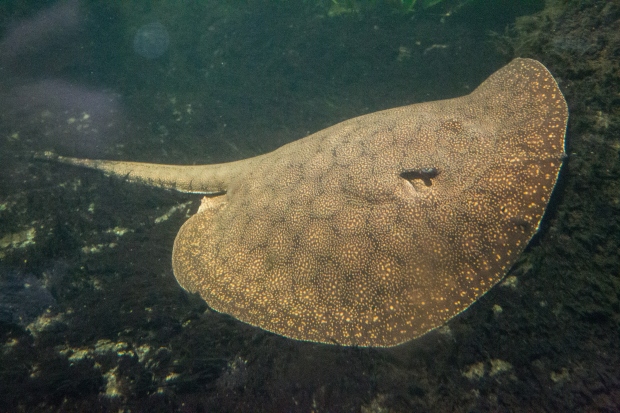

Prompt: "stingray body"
[42,58,567,347]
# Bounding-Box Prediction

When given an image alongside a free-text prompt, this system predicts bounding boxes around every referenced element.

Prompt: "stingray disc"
[172,58,568,347]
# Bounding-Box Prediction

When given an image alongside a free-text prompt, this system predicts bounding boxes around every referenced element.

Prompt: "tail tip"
[32,150,59,161]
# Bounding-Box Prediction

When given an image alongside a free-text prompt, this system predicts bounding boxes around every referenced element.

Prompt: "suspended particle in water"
[133,21,170,59]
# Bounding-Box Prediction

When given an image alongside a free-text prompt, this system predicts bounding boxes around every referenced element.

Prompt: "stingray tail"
[33,151,233,194]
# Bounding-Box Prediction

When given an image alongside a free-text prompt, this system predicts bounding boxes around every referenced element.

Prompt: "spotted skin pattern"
[44,59,568,347]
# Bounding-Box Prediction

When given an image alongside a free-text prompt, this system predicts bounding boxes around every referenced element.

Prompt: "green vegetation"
[325,0,461,17]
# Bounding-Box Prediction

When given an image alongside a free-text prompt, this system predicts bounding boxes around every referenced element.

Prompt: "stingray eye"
[400,167,439,187]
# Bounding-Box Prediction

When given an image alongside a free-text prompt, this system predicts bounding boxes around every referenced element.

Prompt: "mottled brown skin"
[43,58,568,347]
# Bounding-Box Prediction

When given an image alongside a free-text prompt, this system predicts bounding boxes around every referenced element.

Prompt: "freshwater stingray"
[39,58,567,347]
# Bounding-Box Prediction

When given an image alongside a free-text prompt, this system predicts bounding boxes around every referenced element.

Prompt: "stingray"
[38,58,568,347]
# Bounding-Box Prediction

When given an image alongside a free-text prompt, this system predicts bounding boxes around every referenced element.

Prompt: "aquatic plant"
[325,0,457,16]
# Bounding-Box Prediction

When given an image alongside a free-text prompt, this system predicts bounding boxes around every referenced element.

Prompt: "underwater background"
[0,0,618,411]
